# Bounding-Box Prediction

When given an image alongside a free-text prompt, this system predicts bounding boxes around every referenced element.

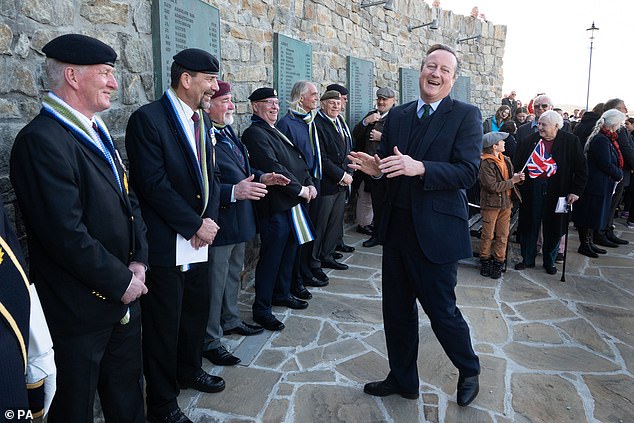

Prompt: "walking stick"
[560,204,571,282]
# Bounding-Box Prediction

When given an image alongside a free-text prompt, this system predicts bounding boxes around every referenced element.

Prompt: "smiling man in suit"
[126,48,223,423]
[350,44,482,407]
[201,81,290,366]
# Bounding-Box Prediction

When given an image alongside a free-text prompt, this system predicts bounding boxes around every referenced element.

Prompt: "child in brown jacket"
[479,132,524,279]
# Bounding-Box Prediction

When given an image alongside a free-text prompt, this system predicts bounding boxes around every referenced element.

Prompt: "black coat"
[573,132,623,229]
[513,130,588,237]
[314,111,350,196]
[10,113,148,336]
[241,117,314,217]
[125,94,220,266]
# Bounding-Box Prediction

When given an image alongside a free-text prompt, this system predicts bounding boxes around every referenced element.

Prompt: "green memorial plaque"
[273,33,312,107]
[347,56,374,127]
[450,76,471,103]
[399,67,420,104]
[151,0,221,99]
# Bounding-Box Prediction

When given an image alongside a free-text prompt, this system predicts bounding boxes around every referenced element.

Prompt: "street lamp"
[585,22,599,111]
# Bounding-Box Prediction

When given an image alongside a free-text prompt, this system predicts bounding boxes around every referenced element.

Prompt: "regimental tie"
[191,112,202,165]
[420,104,431,122]
[224,128,246,169]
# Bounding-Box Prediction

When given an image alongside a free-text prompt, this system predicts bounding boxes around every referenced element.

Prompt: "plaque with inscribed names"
[347,56,374,127]
[273,33,312,107]
[399,67,420,104]
[151,0,221,99]
[450,76,471,103]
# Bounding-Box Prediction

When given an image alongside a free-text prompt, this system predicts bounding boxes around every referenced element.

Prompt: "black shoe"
[514,262,535,270]
[180,371,225,393]
[147,408,193,423]
[363,378,418,400]
[594,233,619,248]
[356,224,373,236]
[224,321,264,336]
[606,230,629,245]
[543,264,557,275]
[310,268,330,284]
[457,375,479,407]
[362,237,380,248]
[479,259,491,277]
[555,252,565,263]
[253,315,285,331]
[203,345,241,366]
[490,260,503,279]
[304,275,329,287]
[578,243,598,258]
[589,243,607,254]
[321,258,348,270]
[335,243,355,253]
[272,296,309,309]
[292,286,312,300]
[332,252,343,260]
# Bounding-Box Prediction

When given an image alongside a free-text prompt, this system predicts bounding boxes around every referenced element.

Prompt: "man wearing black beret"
[241,87,316,331]
[10,34,148,422]
[126,48,223,423]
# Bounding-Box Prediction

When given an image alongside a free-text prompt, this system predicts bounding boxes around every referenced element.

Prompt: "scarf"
[482,152,511,197]
[290,107,322,179]
[42,92,124,193]
[601,128,624,168]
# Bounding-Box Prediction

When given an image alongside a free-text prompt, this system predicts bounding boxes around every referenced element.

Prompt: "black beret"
[327,83,348,95]
[42,34,117,66]
[173,48,219,74]
[248,87,277,102]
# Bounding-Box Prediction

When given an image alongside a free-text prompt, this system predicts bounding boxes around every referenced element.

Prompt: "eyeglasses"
[534,104,551,110]
[256,99,279,107]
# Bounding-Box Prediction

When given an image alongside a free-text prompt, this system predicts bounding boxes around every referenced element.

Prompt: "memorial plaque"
[151,0,221,99]
[273,33,312,107]
[347,56,374,127]
[450,76,471,103]
[399,67,420,104]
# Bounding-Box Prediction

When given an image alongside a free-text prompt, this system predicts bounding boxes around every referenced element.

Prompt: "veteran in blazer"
[10,34,148,423]
[125,49,223,423]
[350,44,482,407]
[241,87,316,332]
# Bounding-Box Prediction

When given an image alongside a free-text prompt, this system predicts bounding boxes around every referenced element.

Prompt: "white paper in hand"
[176,233,208,265]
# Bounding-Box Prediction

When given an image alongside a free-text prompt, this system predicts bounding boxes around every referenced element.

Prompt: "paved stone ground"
[178,220,634,423]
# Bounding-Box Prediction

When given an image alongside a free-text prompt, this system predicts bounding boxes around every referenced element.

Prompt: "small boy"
[479,132,524,279]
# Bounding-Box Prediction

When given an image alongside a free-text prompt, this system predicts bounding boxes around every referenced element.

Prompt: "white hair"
[538,110,563,128]
[584,109,626,154]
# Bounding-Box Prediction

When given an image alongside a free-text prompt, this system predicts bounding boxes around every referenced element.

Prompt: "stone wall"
[0,0,506,227]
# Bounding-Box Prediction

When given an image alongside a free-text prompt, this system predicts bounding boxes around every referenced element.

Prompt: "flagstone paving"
[89,222,634,422]
[174,222,634,422]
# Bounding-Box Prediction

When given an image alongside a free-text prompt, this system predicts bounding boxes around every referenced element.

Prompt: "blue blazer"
[378,96,482,264]
[212,125,261,246]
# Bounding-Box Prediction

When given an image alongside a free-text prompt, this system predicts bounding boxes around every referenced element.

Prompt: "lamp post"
[585,22,599,111]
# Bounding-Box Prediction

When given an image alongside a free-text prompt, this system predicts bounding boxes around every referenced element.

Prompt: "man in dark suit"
[10,34,148,422]
[125,48,224,423]
[350,44,481,407]
[242,87,315,331]
[201,81,290,366]
[312,90,353,271]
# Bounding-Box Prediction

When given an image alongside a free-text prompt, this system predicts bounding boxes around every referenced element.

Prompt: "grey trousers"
[203,242,245,350]
[311,190,346,268]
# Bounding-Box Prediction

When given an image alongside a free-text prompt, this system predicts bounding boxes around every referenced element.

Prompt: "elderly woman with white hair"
[512,110,588,275]
[573,109,626,257]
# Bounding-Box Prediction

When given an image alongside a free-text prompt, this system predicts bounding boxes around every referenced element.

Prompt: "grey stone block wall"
[0,0,505,242]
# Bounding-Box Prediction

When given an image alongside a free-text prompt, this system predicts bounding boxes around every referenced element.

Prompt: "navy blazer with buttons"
[377,96,482,264]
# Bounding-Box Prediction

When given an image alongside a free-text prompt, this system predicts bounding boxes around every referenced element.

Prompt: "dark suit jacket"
[378,97,483,264]
[241,117,313,217]
[314,111,350,196]
[125,94,220,266]
[212,125,260,246]
[10,113,148,336]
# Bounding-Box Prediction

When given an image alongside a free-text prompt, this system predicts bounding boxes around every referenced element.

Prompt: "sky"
[439,0,633,111]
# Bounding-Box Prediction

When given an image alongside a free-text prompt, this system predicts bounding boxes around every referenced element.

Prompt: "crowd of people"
[3,34,485,422]
[482,92,633,276]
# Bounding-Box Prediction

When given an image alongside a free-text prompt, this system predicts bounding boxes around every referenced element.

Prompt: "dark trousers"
[311,191,346,266]
[519,179,560,267]
[382,208,479,391]
[293,202,316,284]
[370,177,387,232]
[1,326,31,421]
[141,264,208,416]
[605,179,626,230]
[48,303,144,423]
[254,212,297,319]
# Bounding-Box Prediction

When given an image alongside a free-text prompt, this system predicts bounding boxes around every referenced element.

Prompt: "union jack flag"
[526,139,557,178]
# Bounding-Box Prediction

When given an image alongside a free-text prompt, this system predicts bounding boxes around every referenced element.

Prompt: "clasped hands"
[121,261,148,304]
[348,146,424,178]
